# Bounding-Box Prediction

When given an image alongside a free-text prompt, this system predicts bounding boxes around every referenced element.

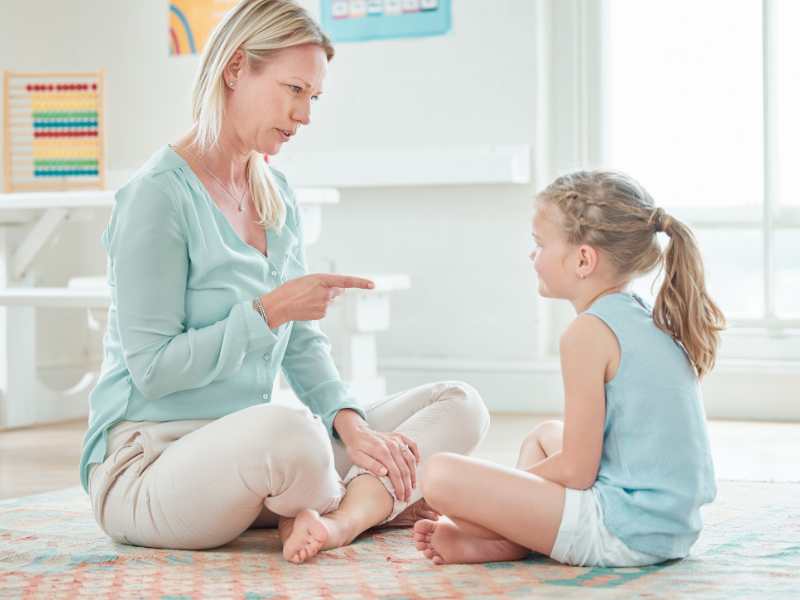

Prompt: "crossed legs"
[414,420,566,564]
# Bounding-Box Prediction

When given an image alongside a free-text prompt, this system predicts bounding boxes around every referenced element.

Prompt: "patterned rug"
[0,481,798,599]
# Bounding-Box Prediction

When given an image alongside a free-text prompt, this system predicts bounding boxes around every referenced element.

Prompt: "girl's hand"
[260,273,374,328]
[334,410,421,502]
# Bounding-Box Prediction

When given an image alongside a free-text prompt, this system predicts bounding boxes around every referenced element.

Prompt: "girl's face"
[529,202,579,299]
[225,43,327,156]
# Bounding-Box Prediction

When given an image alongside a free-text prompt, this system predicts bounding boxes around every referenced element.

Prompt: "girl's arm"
[527,314,615,489]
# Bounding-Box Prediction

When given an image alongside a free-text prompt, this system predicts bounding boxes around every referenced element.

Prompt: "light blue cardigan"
[79,146,365,492]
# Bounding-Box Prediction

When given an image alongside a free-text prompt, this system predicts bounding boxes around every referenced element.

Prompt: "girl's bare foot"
[413,518,530,565]
[384,499,440,528]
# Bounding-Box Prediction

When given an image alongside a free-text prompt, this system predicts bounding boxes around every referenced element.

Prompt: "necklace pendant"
[238,203,244,212]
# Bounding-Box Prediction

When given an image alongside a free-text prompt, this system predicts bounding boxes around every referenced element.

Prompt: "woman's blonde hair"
[191,0,334,230]
[538,170,726,378]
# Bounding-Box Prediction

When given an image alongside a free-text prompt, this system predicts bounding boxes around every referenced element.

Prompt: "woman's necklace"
[196,155,248,212]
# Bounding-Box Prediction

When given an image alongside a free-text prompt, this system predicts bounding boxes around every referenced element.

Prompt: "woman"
[81,0,489,564]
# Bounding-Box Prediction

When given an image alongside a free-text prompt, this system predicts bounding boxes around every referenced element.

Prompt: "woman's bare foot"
[280,509,365,564]
[384,499,440,528]
[281,475,397,563]
[281,509,329,564]
[413,518,530,565]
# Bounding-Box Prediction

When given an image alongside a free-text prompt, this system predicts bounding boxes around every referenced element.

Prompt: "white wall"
[1,1,548,413]
[4,1,795,420]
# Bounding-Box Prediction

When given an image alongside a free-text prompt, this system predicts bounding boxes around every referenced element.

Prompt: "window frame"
[537,0,800,359]
[601,0,800,341]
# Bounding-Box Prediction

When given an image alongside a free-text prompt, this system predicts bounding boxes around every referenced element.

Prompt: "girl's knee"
[526,420,562,442]
[521,420,563,456]
[537,419,564,434]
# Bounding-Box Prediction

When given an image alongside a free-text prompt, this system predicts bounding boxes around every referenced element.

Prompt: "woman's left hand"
[334,410,421,502]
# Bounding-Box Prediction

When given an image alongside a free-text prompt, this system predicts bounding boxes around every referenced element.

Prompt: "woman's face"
[225,43,328,156]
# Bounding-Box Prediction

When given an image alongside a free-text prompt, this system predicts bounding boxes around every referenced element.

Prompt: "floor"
[1,414,798,500]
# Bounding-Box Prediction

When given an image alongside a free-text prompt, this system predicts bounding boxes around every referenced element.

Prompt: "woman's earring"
[227,80,235,89]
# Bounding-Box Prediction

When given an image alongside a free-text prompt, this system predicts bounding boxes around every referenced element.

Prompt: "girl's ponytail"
[651,210,726,378]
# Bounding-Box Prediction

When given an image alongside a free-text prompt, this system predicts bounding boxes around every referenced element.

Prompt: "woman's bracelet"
[252,297,269,327]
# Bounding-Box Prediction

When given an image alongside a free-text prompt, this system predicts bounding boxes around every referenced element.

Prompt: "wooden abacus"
[3,71,106,192]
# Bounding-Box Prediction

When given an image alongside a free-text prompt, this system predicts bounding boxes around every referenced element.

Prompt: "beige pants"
[88,381,489,550]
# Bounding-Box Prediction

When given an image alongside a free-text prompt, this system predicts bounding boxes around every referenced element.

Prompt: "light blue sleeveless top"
[586,292,716,559]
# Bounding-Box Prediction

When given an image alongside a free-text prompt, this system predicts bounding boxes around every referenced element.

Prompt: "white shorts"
[549,487,663,567]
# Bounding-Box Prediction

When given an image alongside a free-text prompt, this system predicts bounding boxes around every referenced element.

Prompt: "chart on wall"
[321,0,451,42]
[169,0,239,56]
[2,71,106,192]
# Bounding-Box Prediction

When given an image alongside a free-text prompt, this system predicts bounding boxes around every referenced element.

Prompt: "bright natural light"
[776,0,800,209]
[607,0,763,211]
[774,0,800,317]
[607,0,772,321]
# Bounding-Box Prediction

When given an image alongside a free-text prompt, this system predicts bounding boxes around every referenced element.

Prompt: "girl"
[413,170,724,567]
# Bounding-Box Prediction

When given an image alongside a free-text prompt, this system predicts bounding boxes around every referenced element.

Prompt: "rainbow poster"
[3,71,105,192]
[169,0,239,56]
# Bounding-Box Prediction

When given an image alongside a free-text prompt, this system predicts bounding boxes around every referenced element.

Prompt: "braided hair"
[537,170,725,378]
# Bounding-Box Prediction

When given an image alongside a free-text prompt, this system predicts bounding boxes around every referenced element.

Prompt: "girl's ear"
[576,244,599,280]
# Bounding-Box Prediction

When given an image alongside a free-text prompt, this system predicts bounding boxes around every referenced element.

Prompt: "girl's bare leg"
[280,474,392,563]
[516,420,564,470]
[413,453,565,565]
[441,419,565,541]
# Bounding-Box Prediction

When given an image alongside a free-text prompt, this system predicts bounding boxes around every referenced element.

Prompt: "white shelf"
[270,144,532,188]
[0,190,115,210]
[0,287,110,308]
[0,187,339,212]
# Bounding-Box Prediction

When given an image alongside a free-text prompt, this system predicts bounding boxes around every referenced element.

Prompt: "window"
[605,0,799,354]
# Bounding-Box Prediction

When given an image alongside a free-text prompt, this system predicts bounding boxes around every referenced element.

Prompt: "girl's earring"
[228,80,235,89]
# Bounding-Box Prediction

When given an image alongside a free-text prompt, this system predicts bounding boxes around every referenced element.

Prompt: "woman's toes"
[282,509,329,563]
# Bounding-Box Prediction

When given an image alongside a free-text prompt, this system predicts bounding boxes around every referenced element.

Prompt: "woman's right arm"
[259,274,373,329]
[109,174,280,400]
